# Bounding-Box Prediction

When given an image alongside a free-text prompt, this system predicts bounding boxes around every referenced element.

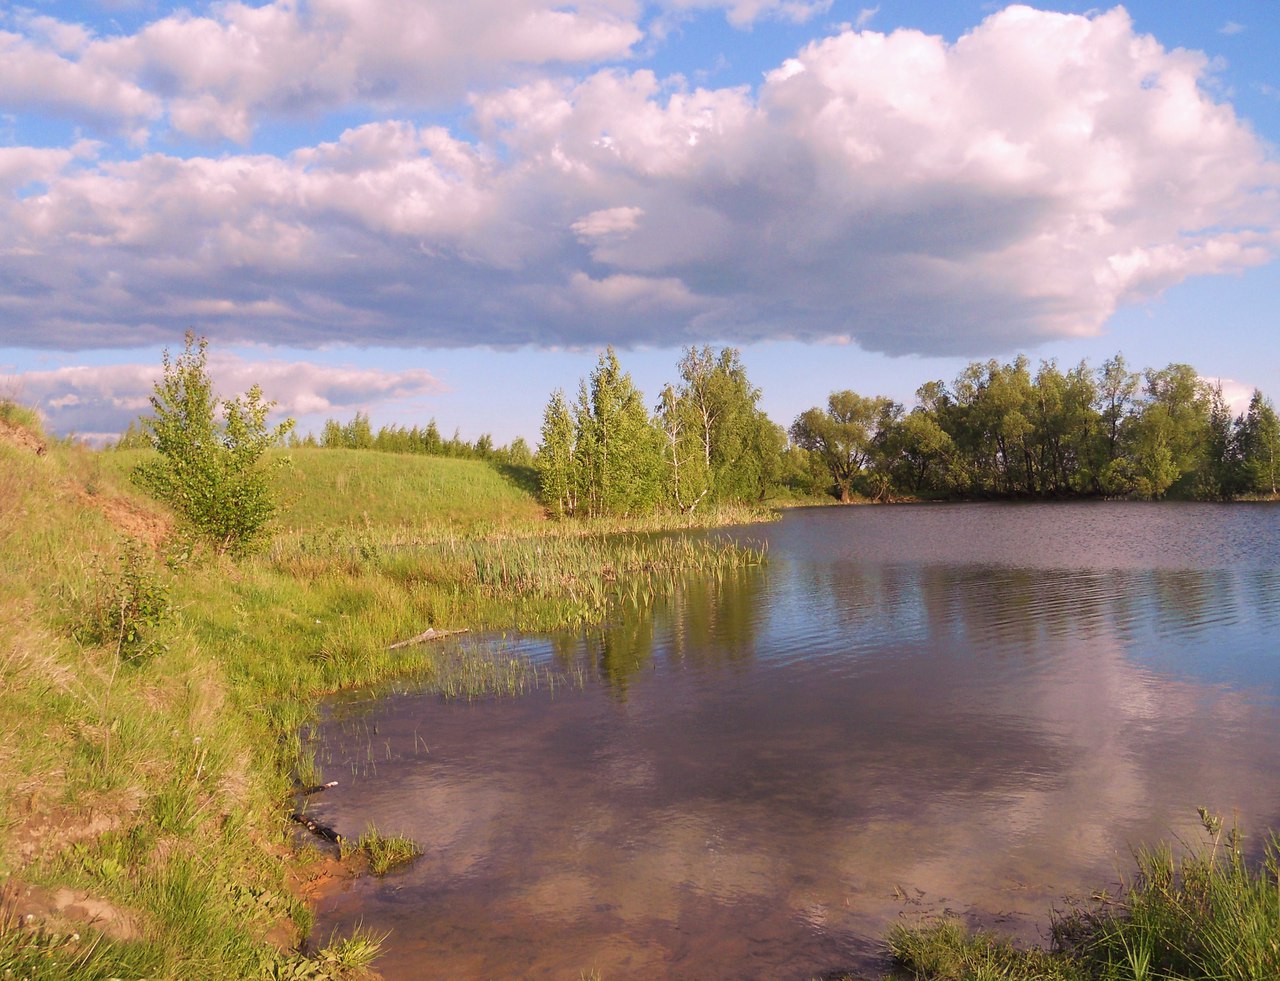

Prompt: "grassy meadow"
[1,420,769,979]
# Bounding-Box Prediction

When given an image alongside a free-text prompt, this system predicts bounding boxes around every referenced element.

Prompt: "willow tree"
[790,391,899,502]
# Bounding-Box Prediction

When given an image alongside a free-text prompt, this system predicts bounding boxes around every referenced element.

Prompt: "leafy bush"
[73,542,171,660]
[133,332,293,554]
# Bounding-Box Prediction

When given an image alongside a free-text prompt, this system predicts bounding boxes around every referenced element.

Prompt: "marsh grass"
[3,423,768,978]
[890,811,1280,981]
[344,827,422,876]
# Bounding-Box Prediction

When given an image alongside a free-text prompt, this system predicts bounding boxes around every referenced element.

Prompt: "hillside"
[0,413,761,979]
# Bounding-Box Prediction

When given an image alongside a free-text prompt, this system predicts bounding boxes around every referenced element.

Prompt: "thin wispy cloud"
[1,357,444,438]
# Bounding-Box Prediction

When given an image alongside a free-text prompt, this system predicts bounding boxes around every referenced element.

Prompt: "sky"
[1,0,1278,444]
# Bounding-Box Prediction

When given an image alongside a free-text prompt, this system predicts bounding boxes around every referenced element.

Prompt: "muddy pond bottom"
[306,504,1280,980]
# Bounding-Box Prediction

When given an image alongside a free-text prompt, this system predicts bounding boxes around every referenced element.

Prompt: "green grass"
[2,417,770,979]
[0,398,42,432]
[99,447,547,536]
[890,812,1280,981]
[344,827,421,877]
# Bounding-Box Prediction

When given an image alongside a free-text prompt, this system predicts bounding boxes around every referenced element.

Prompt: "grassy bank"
[1,421,770,979]
[888,811,1280,981]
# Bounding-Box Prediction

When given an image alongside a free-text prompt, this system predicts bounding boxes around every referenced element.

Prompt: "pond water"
[306,503,1280,979]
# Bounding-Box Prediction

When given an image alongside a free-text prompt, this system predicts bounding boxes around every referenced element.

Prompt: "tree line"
[295,412,534,467]
[535,349,1280,516]
[111,338,1280,524]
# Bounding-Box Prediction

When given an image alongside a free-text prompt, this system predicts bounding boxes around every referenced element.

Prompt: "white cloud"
[572,206,645,240]
[1219,21,1245,36]
[664,0,834,29]
[0,5,1276,358]
[3,1,643,143]
[855,6,880,30]
[1202,377,1257,414]
[1,356,444,436]
[0,29,160,135]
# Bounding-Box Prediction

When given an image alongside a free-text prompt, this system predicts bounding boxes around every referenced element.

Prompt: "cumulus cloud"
[0,5,1277,357]
[2,1,643,142]
[1,356,444,438]
[0,28,160,137]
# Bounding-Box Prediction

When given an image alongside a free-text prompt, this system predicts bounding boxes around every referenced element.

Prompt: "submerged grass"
[2,425,770,978]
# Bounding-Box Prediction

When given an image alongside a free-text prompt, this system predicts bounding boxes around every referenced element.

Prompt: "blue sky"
[1,1,1277,443]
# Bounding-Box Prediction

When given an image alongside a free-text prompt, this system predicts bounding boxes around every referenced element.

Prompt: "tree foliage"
[790,391,899,501]
[657,347,783,511]
[789,353,1275,504]
[539,346,1279,511]
[535,349,664,518]
[537,346,782,518]
[1238,391,1280,496]
[133,332,294,553]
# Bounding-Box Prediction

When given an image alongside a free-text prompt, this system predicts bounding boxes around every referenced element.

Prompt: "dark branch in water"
[291,812,342,843]
[298,780,339,796]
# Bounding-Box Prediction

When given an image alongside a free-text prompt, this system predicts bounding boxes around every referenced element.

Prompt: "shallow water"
[307,502,1280,979]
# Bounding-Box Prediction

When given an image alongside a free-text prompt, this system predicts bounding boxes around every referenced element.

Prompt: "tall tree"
[1096,353,1141,465]
[536,389,576,517]
[1196,382,1240,499]
[656,381,709,513]
[537,349,663,518]
[883,408,956,496]
[1130,364,1211,497]
[1238,390,1280,496]
[657,347,782,509]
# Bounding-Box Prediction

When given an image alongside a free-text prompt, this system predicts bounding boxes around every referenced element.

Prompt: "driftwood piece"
[387,627,469,651]
[291,812,342,843]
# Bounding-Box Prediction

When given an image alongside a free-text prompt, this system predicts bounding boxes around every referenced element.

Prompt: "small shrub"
[74,541,171,660]
[133,332,294,554]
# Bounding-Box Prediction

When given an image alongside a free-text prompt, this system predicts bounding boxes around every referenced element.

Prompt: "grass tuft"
[891,811,1280,981]
[345,826,422,877]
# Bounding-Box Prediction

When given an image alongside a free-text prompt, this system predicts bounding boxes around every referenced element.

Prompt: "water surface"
[308,503,1280,979]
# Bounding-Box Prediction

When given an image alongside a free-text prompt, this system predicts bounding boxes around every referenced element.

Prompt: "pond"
[305,502,1280,979]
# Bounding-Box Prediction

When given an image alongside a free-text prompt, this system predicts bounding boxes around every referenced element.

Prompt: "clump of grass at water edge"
[889,809,1280,981]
